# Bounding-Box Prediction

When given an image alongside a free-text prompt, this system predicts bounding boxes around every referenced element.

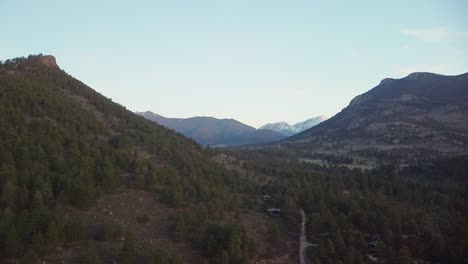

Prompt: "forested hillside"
[0,55,258,263]
[233,148,468,263]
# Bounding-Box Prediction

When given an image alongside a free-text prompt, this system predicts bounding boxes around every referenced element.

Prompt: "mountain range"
[284,72,468,161]
[1,54,467,263]
[137,111,286,146]
[259,115,328,136]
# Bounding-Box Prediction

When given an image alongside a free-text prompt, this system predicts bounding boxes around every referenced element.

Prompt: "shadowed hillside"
[138,111,285,146]
[284,72,468,162]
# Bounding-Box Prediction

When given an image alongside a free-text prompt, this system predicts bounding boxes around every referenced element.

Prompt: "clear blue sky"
[1,0,467,127]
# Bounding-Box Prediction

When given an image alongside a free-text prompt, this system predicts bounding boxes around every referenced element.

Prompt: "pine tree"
[333,232,346,258]
[46,220,61,245]
[219,250,229,264]
[31,190,44,210]
[357,233,367,253]
[0,207,14,234]
[1,180,17,208]
[344,246,356,264]
[267,223,281,246]
[30,191,48,233]
[319,239,329,261]
[120,231,136,264]
[312,257,321,264]
[33,174,53,204]
[21,248,41,264]
[228,231,242,259]
[85,240,102,264]
[153,249,183,264]
[32,231,46,256]
[206,235,217,257]
[5,225,22,257]
[102,157,118,191]
[17,185,29,209]
[135,168,145,188]
[65,221,86,242]
[397,245,411,264]
[326,238,336,259]
[246,237,257,258]
[174,216,187,241]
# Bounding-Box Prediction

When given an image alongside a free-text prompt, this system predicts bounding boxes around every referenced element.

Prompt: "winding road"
[300,209,317,264]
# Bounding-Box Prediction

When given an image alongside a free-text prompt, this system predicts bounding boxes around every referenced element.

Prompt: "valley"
[0,55,466,264]
[2,1,468,263]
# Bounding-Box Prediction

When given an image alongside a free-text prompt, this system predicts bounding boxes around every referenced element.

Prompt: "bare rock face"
[397,93,419,102]
[39,55,57,68]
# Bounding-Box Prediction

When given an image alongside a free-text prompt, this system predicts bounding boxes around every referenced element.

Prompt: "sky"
[1,0,468,128]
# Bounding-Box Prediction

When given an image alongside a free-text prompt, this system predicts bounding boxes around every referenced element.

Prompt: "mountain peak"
[260,116,327,136]
[350,72,468,107]
[379,78,395,86]
[136,111,162,119]
[405,72,439,80]
[1,54,58,70]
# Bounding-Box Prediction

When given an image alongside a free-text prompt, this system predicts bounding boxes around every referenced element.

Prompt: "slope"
[285,72,468,162]
[0,55,257,262]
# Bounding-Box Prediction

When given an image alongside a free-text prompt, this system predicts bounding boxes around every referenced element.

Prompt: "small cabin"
[265,208,281,216]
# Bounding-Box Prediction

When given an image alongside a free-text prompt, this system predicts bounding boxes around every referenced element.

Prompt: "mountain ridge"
[137,111,285,146]
[285,71,468,161]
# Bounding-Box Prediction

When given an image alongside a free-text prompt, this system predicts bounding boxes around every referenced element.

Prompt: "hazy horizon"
[2,0,467,127]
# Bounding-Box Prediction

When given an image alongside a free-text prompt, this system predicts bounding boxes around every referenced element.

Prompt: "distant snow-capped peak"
[260,115,328,136]
[291,115,328,133]
[259,121,292,131]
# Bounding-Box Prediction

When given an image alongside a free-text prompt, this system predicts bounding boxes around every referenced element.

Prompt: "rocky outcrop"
[39,55,57,68]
